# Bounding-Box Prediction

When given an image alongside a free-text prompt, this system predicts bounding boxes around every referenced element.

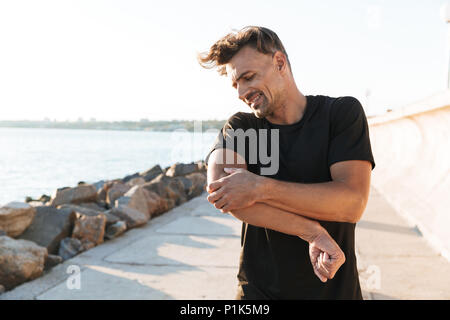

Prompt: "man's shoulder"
[329,96,366,124]
[310,95,364,121]
[223,111,260,130]
[332,96,363,110]
[227,111,258,122]
[309,95,360,110]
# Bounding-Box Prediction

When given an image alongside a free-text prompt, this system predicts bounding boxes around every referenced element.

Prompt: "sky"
[0,0,448,121]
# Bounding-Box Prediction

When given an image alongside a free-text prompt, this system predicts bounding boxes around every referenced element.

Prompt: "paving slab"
[36,264,238,300]
[356,187,450,299]
[105,234,240,267]
[155,215,241,236]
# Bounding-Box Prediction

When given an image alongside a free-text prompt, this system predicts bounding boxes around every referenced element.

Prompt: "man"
[198,26,375,299]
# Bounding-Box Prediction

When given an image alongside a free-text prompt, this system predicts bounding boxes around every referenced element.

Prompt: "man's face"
[226,46,285,118]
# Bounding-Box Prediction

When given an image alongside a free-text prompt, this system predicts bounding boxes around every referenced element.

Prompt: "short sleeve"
[327,96,375,170]
[204,112,251,166]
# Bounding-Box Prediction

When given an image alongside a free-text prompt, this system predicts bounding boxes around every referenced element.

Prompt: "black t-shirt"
[205,95,376,300]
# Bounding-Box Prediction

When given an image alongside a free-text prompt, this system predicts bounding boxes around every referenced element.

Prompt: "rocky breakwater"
[0,161,207,294]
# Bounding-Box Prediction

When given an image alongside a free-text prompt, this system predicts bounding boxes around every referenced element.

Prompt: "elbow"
[339,193,366,223]
[346,194,367,223]
[227,207,252,223]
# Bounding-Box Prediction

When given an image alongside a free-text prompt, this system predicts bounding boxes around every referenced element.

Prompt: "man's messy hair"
[197,26,291,76]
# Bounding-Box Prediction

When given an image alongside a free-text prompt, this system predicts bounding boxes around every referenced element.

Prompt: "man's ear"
[273,51,286,73]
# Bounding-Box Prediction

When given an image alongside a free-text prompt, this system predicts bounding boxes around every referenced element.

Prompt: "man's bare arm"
[206,148,346,281]
[208,160,372,223]
[207,148,322,242]
[259,161,372,223]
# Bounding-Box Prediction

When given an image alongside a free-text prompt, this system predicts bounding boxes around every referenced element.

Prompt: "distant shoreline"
[0,119,226,132]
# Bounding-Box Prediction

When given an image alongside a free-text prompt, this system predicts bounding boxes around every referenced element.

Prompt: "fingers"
[310,249,327,283]
[207,190,223,203]
[207,189,230,213]
[320,252,330,274]
[308,231,346,282]
[207,180,224,193]
[318,252,331,280]
[309,246,325,282]
[318,251,346,281]
[331,249,346,267]
[220,203,231,213]
[313,253,328,283]
[311,250,343,282]
[313,266,328,283]
[208,167,245,192]
[213,196,227,210]
[325,251,346,279]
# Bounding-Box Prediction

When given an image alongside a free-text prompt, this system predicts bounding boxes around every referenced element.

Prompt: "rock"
[169,177,189,204]
[185,172,207,199]
[49,184,98,207]
[58,237,84,260]
[77,202,107,212]
[0,236,48,290]
[0,202,36,238]
[0,284,4,294]
[72,214,106,247]
[122,172,140,183]
[165,162,199,177]
[104,221,127,240]
[57,204,119,226]
[116,186,150,216]
[173,173,206,200]
[44,254,63,270]
[97,200,109,209]
[92,180,105,192]
[97,179,122,202]
[108,205,149,229]
[146,189,169,217]
[116,186,168,219]
[175,176,193,195]
[196,160,207,172]
[97,184,108,202]
[142,174,187,208]
[82,240,96,251]
[126,177,146,187]
[106,182,131,206]
[18,206,76,254]
[97,189,107,202]
[140,165,163,182]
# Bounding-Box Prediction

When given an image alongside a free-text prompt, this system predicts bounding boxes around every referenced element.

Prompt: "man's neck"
[266,87,307,125]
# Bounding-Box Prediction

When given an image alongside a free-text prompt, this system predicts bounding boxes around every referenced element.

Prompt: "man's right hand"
[308,228,346,282]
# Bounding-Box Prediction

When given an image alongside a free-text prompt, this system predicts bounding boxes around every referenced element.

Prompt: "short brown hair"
[198,26,291,76]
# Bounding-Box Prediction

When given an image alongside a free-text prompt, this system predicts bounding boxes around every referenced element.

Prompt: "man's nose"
[238,86,247,102]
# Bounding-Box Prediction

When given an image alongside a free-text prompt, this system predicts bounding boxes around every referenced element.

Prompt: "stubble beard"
[252,94,273,119]
[252,93,283,119]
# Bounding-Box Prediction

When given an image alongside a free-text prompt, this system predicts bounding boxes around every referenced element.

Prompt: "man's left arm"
[208,160,371,223]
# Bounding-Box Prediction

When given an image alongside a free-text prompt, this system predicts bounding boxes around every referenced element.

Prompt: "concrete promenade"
[1,186,449,300]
